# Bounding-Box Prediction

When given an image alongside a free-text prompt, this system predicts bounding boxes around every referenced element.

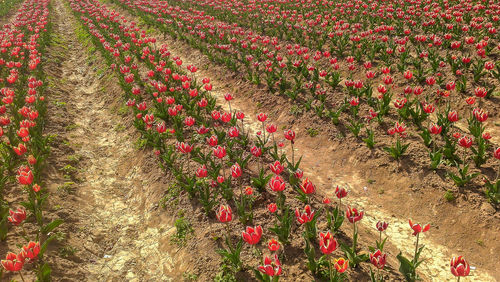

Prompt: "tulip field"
[0,0,499,280]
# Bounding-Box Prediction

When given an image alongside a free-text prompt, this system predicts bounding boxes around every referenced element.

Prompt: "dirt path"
[41,0,189,280]
[100,3,499,281]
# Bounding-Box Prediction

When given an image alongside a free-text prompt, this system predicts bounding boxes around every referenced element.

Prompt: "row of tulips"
[0,0,62,280]
[68,0,478,280]
[110,0,500,205]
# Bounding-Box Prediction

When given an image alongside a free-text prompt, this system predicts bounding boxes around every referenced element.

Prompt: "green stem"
[413,233,420,265]
[19,271,26,282]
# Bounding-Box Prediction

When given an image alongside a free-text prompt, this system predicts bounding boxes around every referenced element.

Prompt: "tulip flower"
[284,129,296,142]
[376,221,388,232]
[8,208,26,226]
[21,241,40,260]
[370,249,387,269]
[458,136,473,148]
[346,206,364,223]
[258,255,282,277]
[216,205,232,223]
[268,203,277,213]
[231,163,241,178]
[295,205,315,224]
[1,252,24,272]
[196,165,207,178]
[213,146,226,159]
[269,175,285,192]
[300,178,315,195]
[429,123,442,135]
[334,258,349,273]
[269,161,284,175]
[494,147,500,160]
[409,219,430,236]
[257,113,267,122]
[268,239,280,252]
[335,186,348,205]
[250,146,262,157]
[17,165,33,186]
[450,256,470,279]
[318,231,338,254]
[242,225,263,245]
[448,111,459,122]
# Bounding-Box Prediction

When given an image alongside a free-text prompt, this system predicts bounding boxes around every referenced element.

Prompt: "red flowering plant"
[397,219,430,281]
[341,206,368,268]
[484,147,500,205]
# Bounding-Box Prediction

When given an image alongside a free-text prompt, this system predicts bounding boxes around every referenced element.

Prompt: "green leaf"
[42,219,63,234]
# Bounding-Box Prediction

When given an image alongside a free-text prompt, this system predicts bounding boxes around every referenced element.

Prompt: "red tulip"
[266,124,277,133]
[318,231,338,254]
[482,132,491,140]
[465,97,476,105]
[448,111,459,122]
[258,255,282,277]
[376,221,388,232]
[228,127,239,138]
[269,175,286,192]
[33,184,41,192]
[257,113,267,122]
[334,258,349,273]
[207,135,218,147]
[17,165,33,185]
[346,206,364,223]
[409,219,430,236]
[196,165,207,178]
[1,252,24,272]
[494,147,500,160]
[450,256,470,277]
[21,241,40,260]
[235,112,245,120]
[295,205,315,224]
[458,136,473,148]
[213,146,226,159]
[176,142,193,154]
[284,129,296,142]
[322,197,331,205]
[268,239,280,252]
[244,187,253,195]
[474,87,487,98]
[216,205,232,223]
[403,70,413,80]
[242,225,263,245]
[231,163,242,178]
[349,97,359,106]
[300,178,315,194]
[370,250,387,269]
[13,143,27,156]
[268,203,277,213]
[473,108,488,122]
[184,116,195,127]
[335,186,348,199]
[224,93,233,101]
[429,123,442,135]
[8,208,26,226]
[294,169,304,179]
[269,161,284,175]
[250,146,262,157]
